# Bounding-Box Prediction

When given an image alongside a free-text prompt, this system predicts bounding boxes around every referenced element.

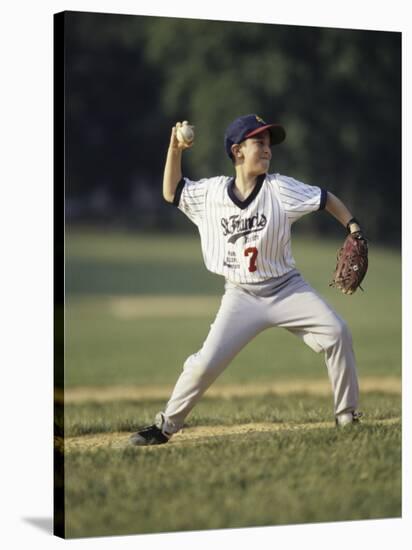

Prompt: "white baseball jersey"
[173,173,327,283]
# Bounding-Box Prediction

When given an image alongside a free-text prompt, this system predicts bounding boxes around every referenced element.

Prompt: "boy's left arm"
[324,191,362,235]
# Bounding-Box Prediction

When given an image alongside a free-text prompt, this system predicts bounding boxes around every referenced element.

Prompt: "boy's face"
[237,130,272,175]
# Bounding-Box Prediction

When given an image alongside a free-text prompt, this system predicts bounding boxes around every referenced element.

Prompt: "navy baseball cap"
[224,114,286,159]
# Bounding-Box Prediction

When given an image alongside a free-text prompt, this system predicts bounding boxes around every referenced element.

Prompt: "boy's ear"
[231,143,242,159]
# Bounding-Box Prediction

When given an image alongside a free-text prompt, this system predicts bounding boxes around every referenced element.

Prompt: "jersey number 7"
[244,247,258,272]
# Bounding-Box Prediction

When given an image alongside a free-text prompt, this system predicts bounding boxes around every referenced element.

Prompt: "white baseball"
[176,121,195,144]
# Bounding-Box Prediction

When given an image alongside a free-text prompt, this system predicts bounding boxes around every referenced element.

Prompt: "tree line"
[64,11,401,244]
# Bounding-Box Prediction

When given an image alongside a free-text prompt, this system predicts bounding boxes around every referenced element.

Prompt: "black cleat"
[129,413,171,446]
[336,411,363,427]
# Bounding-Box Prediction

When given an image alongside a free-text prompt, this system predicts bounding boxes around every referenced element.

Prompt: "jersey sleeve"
[276,174,327,223]
[172,176,208,226]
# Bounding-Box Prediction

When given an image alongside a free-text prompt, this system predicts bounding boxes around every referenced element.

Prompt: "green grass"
[64,229,401,387]
[66,230,221,296]
[64,312,401,387]
[62,392,400,437]
[62,394,401,538]
[65,228,401,297]
[61,229,402,539]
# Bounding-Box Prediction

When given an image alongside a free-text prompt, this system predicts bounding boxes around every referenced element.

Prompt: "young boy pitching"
[130,114,364,446]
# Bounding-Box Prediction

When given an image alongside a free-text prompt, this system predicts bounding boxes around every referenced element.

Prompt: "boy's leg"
[265,275,359,418]
[160,286,270,436]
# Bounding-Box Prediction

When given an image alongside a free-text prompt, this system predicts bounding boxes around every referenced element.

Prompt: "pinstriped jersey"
[173,173,327,283]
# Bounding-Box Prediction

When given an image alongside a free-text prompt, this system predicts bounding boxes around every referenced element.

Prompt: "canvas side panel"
[53,10,66,540]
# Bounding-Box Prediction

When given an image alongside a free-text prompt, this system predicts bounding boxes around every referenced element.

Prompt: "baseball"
[176,121,195,144]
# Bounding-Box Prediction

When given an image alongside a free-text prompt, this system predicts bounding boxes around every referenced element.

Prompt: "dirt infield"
[58,376,401,404]
[57,417,400,453]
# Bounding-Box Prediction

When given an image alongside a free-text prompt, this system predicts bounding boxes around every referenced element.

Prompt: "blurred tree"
[143,19,401,240]
[63,12,401,244]
[65,12,165,198]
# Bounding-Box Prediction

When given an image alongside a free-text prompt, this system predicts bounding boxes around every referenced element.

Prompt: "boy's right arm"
[163,122,193,203]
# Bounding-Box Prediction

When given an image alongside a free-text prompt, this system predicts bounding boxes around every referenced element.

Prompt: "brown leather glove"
[330,231,368,295]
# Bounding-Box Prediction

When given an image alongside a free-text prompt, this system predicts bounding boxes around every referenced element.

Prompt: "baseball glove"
[330,232,368,295]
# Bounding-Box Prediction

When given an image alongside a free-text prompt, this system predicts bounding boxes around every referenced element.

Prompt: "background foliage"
[64,12,401,243]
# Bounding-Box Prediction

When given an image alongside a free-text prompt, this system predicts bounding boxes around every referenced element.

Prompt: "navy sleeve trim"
[318,188,328,210]
[172,178,186,207]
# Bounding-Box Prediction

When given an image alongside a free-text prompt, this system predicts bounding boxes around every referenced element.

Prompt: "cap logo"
[255,115,266,124]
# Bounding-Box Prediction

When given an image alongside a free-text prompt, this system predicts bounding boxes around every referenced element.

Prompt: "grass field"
[59,228,402,539]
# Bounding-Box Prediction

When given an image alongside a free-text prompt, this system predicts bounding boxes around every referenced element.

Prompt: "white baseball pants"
[160,271,359,435]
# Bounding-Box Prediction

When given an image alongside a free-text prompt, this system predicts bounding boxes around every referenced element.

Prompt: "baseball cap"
[224,114,286,159]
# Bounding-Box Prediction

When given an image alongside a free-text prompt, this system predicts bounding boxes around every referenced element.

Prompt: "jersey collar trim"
[228,173,266,209]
